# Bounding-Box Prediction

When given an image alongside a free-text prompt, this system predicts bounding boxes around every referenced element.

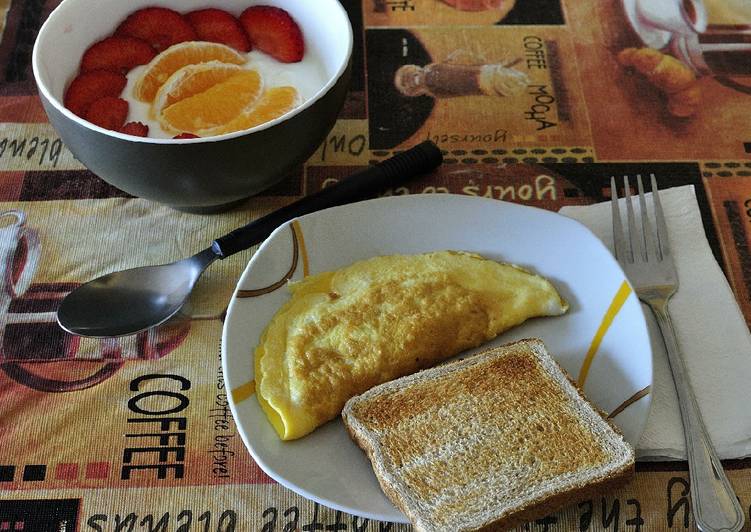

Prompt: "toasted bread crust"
[342,338,636,532]
[344,420,417,526]
[346,421,634,532]
[469,462,634,532]
[345,402,635,532]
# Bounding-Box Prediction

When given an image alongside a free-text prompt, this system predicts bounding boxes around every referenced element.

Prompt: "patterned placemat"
[1,0,750,530]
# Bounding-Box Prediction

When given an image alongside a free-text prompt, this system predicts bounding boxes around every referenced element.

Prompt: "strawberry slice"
[173,133,200,139]
[81,36,156,74]
[121,122,149,137]
[239,6,304,63]
[64,70,127,117]
[116,7,197,53]
[84,97,129,130]
[186,9,251,53]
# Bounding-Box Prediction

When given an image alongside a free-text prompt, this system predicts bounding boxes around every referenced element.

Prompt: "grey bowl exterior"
[40,61,351,212]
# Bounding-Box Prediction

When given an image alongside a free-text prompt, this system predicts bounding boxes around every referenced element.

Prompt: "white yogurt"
[123,48,329,139]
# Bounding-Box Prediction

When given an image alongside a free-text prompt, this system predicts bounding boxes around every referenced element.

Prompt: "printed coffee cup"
[636,0,707,35]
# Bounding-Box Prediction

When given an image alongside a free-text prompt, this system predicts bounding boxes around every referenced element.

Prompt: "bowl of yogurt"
[32,0,352,212]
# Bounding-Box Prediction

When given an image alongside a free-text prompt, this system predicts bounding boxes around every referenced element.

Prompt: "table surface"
[1,0,751,530]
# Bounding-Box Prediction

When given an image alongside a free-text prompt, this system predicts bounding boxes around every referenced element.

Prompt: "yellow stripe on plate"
[232,380,256,403]
[292,220,310,277]
[577,280,632,387]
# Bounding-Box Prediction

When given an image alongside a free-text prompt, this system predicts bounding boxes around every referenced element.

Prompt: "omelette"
[254,250,568,440]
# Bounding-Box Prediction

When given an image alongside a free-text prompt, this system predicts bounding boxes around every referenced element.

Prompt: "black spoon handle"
[211,140,443,258]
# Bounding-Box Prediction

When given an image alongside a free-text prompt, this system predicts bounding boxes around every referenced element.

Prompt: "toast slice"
[342,338,635,532]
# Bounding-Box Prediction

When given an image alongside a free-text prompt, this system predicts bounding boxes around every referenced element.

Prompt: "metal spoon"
[57,141,443,338]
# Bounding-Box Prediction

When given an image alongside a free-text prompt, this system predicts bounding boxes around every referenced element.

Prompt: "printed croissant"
[617,47,701,117]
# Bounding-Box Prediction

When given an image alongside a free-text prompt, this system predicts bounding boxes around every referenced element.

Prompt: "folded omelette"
[254,250,568,440]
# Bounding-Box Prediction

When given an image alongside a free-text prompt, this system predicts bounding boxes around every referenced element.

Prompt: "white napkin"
[560,185,751,460]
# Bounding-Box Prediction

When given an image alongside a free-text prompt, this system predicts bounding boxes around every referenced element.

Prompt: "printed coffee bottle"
[394,61,529,98]
[440,0,510,11]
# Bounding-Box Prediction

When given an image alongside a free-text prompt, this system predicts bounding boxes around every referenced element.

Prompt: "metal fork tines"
[611,174,677,296]
[611,174,744,532]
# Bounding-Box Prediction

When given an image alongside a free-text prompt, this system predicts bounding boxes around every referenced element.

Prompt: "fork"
[611,174,745,532]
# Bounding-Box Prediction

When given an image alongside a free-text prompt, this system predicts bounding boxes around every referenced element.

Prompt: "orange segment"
[151,61,244,118]
[200,86,300,136]
[158,69,262,133]
[134,41,247,102]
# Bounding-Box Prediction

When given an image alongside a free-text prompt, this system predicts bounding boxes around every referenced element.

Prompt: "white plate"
[222,194,653,523]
